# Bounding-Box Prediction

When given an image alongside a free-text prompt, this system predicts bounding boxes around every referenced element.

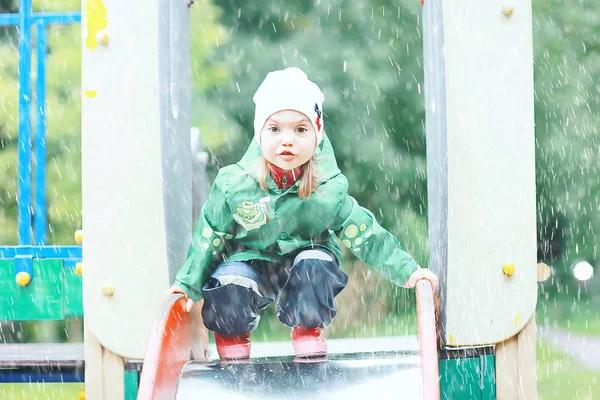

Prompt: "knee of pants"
[277,251,348,328]
[201,282,261,335]
[288,250,348,295]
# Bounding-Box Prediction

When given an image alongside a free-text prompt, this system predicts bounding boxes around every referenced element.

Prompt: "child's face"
[260,110,316,170]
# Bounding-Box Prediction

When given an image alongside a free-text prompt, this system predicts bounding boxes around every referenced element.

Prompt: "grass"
[559,313,600,336]
[537,341,600,399]
[537,296,600,336]
[0,383,83,400]
[554,303,600,336]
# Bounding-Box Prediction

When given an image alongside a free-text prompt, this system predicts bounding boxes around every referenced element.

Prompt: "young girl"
[169,67,438,360]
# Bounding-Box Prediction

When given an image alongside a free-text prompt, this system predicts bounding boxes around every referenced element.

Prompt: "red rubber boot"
[292,326,327,358]
[214,333,251,360]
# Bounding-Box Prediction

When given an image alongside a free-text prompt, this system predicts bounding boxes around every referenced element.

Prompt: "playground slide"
[137,280,439,399]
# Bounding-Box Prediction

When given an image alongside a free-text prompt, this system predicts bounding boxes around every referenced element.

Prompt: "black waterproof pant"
[201,248,348,335]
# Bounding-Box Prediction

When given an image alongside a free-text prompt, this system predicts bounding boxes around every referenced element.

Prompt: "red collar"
[267,163,304,189]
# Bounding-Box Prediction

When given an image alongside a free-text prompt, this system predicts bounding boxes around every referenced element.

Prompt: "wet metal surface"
[176,350,422,399]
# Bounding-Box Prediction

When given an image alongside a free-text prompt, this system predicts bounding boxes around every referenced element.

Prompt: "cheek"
[296,144,314,163]
[261,137,278,158]
[263,137,277,150]
[260,133,275,148]
[300,136,316,153]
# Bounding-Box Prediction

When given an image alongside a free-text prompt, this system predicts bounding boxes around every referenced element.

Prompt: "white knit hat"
[253,67,325,146]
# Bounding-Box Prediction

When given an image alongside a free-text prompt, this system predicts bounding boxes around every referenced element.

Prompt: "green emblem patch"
[233,196,271,231]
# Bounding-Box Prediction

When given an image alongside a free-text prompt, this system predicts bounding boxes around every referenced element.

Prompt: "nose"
[281,129,294,146]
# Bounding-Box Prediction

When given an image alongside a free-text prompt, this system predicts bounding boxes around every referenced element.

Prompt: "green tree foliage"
[532,0,600,292]
[0,0,15,14]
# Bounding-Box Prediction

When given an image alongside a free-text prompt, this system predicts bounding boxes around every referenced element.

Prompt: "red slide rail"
[137,294,193,400]
[416,279,440,399]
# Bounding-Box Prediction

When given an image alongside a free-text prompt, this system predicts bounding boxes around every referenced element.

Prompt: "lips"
[278,151,296,156]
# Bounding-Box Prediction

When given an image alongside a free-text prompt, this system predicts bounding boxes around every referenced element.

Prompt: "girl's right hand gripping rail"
[416,279,440,399]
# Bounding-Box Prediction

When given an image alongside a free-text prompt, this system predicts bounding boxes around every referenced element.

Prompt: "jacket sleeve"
[331,193,419,287]
[173,170,235,302]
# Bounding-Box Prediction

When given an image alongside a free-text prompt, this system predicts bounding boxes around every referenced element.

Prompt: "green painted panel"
[0,259,63,320]
[63,266,84,318]
[480,355,496,400]
[439,355,496,400]
[440,357,482,400]
[124,369,139,400]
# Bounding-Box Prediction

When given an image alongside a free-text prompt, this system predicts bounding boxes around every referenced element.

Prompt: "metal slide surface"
[137,281,439,400]
[175,351,423,399]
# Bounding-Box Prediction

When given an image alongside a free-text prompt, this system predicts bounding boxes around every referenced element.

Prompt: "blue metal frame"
[0,368,84,383]
[34,20,48,245]
[0,246,82,259]
[17,0,33,246]
[0,3,82,269]
[0,12,81,25]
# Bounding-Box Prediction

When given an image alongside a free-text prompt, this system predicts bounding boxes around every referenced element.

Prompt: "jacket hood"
[236,131,342,184]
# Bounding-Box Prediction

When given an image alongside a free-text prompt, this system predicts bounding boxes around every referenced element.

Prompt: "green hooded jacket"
[174,133,418,302]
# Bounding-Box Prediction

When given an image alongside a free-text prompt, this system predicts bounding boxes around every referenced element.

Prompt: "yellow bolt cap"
[75,262,83,275]
[74,229,83,244]
[79,389,85,400]
[101,285,115,296]
[502,264,516,276]
[96,30,109,46]
[15,271,31,286]
[501,4,514,16]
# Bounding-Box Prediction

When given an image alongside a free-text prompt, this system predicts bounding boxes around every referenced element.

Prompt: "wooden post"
[85,323,127,400]
[103,347,125,399]
[496,315,537,399]
[84,323,104,400]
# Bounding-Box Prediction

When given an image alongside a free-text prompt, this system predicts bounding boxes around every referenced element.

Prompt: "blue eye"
[296,127,307,133]
[268,126,280,133]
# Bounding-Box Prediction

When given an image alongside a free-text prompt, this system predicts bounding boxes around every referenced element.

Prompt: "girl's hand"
[167,285,195,313]
[403,267,439,291]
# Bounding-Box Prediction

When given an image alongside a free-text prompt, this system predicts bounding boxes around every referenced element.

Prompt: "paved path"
[538,325,600,370]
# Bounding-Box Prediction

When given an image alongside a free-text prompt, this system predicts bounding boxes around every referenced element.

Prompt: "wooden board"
[81,0,191,359]
[426,0,537,346]
[102,347,124,400]
[0,343,83,367]
[84,322,104,400]
[496,315,537,399]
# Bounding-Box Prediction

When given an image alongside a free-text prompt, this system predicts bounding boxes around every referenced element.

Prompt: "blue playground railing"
[0,2,82,277]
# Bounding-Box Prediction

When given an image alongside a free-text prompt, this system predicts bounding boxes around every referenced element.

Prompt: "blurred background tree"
[533,0,600,301]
